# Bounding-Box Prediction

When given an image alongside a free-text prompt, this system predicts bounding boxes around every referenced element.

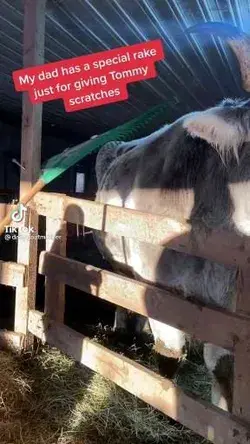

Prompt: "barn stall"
[1,0,250,443]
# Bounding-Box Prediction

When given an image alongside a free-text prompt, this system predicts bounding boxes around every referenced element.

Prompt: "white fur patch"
[211,379,230,411]
[203,343,231,373]
[104,193,123,207]
[229,182,250,236]
[129,249,144,276]
[149,318,186,353]
[183,110,245,161]
[125,193,137,210]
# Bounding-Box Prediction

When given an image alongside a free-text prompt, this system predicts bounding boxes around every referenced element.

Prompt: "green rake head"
[41,102,170,185]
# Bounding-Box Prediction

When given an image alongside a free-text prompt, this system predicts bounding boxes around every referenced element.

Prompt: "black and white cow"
[93,97,250,412]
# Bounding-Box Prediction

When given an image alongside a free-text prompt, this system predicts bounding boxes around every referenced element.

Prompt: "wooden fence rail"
[0,330,24,351]
[33,191,250,268]
[39,251,250,352]
[0,260,26,287]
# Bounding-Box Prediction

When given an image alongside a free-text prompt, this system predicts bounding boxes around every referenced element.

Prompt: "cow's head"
[182,98,250,162]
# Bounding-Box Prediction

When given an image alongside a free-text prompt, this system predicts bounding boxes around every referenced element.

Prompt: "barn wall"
[0,118,97,200]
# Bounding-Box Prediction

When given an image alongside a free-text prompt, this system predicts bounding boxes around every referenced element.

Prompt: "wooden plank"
[0,261,26,287]
[0,330,24,351]
[28,309,250,444]
[45,217,66,322]
[33,192,250,269]
[38,251,250,351]
[236,269,250,316]
[232,269,250,422]
[15,0,46,341]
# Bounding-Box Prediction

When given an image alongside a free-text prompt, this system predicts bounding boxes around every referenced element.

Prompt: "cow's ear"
[182,109,244,160]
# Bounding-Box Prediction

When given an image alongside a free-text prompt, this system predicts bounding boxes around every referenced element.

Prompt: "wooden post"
[232,269,250,422]
[45,216,67,322]
[14,0,46,344]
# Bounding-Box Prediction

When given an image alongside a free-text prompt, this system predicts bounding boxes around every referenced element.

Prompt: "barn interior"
[0,1,250,443]
[0,0,248,332]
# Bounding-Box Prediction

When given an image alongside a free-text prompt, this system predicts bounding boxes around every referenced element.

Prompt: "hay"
[0,338,210,444]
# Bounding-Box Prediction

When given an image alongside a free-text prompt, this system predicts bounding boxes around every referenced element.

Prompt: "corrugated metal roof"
[0,0,250,139]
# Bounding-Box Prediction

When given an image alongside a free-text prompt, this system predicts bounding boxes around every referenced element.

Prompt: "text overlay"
[12,40,164,112]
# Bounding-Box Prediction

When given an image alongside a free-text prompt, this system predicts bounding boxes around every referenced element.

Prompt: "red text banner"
[12,39,164,112]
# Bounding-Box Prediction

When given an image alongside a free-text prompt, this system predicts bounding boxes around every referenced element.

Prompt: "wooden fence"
[2,191,250,443]
[9,190,250,444]
[1,1,250,442]
[1,188,250,442]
